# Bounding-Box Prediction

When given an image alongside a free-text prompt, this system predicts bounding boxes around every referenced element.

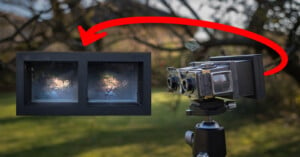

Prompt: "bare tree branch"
[179,0,215,39]
[0,14,39,44]
[132,36,185,51]
[160,0,195,38]
[0,8,51,45]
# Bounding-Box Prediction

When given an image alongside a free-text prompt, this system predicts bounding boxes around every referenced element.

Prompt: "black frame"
[16,52,151,115]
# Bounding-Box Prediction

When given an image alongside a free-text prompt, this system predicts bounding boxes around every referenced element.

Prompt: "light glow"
[47,77,70,90]
[101,74,128,95]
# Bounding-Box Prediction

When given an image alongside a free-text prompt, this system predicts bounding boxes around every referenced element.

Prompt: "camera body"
[167,54,265,101]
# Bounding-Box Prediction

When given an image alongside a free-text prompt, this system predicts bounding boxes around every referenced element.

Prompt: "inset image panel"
[28,61,78,103]
[88,62,138,103]
[17,52,151,115]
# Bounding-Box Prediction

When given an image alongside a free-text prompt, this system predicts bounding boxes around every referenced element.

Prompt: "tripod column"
[189,121,226,157]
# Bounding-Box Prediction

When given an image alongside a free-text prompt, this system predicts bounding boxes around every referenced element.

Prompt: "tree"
[0,0,299,87]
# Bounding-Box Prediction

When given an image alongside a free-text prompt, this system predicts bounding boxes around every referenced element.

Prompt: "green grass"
[0,89,300,157]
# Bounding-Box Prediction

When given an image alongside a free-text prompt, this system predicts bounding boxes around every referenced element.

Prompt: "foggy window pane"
[30,62,78,103]
[212,73,231,94]
[88,62,138,103]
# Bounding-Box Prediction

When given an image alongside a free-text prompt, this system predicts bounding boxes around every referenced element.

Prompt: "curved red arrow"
[78,16,288,76]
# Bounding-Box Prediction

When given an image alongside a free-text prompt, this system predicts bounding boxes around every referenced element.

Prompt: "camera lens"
[167,76,179,90]
[182,80,187,89]
[182,78,194,91]
[167,78,171,85]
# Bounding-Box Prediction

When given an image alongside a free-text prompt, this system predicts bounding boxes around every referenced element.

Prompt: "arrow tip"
[78,25,107,46]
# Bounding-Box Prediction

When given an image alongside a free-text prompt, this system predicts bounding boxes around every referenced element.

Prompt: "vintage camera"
[167,54,265,101]
[172,42,266,157]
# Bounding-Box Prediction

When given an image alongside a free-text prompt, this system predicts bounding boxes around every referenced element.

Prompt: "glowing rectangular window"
[88,62,138,103]
[29,62,78,103]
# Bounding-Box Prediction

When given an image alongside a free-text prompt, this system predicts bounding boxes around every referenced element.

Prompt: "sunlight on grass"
[152,88,189,106]
[0,90,300,157]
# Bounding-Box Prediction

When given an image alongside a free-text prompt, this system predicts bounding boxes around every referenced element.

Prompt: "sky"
[0,0,52,19]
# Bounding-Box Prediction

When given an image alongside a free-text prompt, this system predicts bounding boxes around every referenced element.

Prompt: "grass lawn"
[0,89,300,157]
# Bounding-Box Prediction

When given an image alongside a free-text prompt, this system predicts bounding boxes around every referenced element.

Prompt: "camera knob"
[185,130,194,146]
[226,101,237,110]
[197,152,209,157]
[200,63,216,69]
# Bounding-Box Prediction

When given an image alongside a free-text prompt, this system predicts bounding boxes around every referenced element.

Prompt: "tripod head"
[186,98,236,116]
[184,98,232,157]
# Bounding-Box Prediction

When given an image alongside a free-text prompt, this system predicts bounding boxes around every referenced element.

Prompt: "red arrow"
[78,16,288,76]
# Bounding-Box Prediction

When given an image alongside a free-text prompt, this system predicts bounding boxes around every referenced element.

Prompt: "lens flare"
[101,74,128,96]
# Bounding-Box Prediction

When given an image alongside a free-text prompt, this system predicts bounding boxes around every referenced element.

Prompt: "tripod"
[184,98,236,157]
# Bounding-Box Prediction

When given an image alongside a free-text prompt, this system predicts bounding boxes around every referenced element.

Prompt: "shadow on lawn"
[0,125,185,157]
[234,135,300,157]
[0,114,274,157]
[0,110,262,131]
[262,139,300,157]
[0,116,56,125]
[1,119,300,157]
[1,92,291,157]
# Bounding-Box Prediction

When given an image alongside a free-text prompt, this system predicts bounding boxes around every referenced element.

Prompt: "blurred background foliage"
[0,0,299,156]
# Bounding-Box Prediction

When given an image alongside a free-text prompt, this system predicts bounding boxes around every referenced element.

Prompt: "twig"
[179,0,215,39]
